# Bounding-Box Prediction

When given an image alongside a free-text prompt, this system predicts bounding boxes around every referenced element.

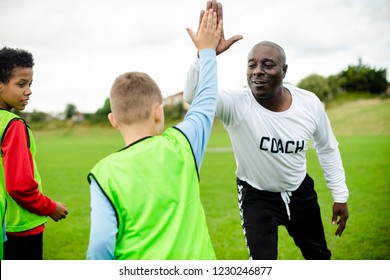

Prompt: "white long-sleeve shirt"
[183,58,349,203]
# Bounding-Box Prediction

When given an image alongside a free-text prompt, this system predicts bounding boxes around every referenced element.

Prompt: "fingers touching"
[187,10,222,51]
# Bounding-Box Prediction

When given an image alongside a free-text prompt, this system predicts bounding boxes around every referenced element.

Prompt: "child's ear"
[154,103,164,123]
[108,112,119,129]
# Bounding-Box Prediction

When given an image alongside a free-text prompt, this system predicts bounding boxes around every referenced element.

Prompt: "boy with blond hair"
[87,10,222,259]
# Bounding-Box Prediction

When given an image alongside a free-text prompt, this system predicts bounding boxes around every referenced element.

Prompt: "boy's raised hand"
[186,10,222,51]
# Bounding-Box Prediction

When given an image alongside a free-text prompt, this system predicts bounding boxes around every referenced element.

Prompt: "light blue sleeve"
[86,178,117,260]
[176,48,217,171]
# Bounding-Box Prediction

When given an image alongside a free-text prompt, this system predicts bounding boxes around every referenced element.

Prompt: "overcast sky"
[1,0,389,114]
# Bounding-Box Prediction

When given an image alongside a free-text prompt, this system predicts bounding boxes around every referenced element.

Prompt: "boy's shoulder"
[0,111,28,144]
[0,110,23,128]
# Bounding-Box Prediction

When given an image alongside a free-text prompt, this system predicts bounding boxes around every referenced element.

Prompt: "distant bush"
[297,74,332,101]
[297,59,388,101]
[163,102,186,121]
[337,60,388,94]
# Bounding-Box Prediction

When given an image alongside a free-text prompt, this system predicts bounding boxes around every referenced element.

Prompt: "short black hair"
[0,47,34,84]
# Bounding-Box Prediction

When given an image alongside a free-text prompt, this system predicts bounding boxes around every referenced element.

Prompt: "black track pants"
[4,232,43,260]
[237,174,331,260]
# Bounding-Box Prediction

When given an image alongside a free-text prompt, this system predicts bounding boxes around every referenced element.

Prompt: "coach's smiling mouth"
[252,79,268,87]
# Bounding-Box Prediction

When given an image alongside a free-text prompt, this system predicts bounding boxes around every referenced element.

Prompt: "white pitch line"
[206,147,233,153]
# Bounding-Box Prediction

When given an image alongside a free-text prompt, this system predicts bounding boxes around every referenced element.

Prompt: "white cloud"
[1,0,389,113]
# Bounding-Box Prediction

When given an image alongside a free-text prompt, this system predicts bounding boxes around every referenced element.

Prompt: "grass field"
[34,97,390,260]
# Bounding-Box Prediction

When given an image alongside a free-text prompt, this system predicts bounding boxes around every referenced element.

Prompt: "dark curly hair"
[0,47,34,84]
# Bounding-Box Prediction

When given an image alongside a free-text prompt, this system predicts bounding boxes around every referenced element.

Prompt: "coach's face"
[246,44,287,100]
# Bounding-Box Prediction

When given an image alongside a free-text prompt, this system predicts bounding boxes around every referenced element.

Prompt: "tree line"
[297,58,388,101]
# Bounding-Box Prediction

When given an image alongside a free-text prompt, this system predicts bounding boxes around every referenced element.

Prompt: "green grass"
[36,127,123,259]
[34,97,390,259]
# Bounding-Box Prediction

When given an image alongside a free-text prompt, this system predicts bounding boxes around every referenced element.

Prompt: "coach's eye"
[247,62,256,69]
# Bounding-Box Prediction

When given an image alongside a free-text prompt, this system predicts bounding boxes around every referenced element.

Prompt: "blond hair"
[110,72,163,125]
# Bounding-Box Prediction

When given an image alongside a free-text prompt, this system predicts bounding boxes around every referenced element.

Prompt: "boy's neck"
[119,121,159,147]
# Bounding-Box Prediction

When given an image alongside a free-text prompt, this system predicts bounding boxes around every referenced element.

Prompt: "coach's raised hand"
[200,0,243,55]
